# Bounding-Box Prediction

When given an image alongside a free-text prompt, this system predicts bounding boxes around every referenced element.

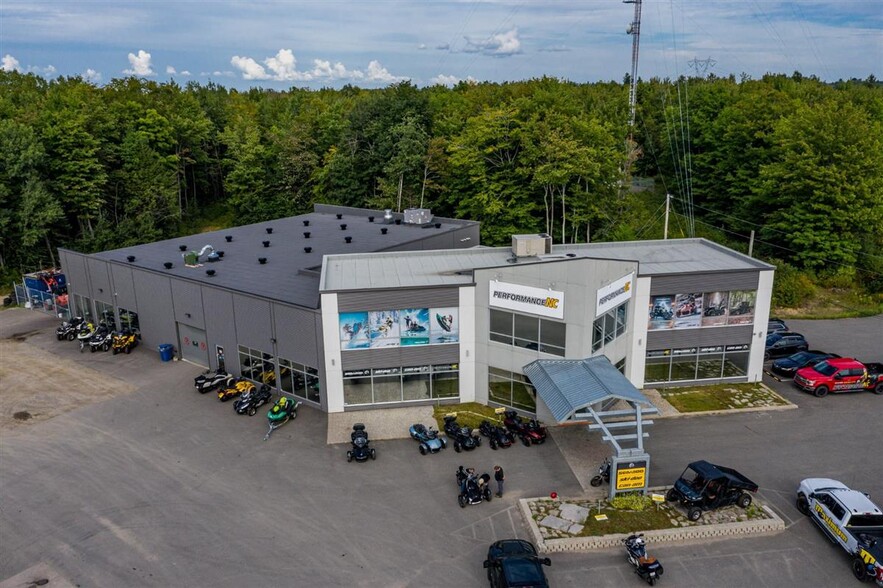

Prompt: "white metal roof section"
[320,238,773,292]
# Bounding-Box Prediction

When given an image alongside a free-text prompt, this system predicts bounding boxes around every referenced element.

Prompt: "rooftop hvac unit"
[511,234,552,257]
[403,208,433,225]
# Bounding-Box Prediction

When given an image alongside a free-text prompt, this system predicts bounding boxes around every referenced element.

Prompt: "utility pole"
[748,230,755,257]
[624,0,642,132]
[663,193,671,240]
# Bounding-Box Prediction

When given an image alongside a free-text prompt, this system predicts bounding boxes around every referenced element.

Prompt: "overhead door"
[178,323,209,367]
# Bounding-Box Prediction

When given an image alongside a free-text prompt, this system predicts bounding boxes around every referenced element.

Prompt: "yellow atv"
[111,329,139,355]
[219,378,254,402]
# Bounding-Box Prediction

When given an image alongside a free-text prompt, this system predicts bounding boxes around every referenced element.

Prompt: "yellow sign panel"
[594,514,609,521]
[616,467,647,490]
[651,494,666,503]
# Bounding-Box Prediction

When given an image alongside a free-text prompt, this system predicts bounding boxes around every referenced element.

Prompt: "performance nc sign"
[489,281,564,320]
[596,273,634,315]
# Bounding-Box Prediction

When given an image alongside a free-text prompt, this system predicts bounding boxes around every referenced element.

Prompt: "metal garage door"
[177,323,209,367]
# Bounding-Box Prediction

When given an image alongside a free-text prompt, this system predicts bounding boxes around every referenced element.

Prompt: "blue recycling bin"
[158,344,175,362]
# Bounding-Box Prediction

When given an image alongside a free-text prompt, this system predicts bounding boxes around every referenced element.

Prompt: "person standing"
[494,465,505,497]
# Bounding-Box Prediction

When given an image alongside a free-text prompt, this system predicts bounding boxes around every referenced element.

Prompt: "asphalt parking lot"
[1,310,881,587]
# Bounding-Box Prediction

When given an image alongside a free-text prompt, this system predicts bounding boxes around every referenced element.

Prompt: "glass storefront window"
[593,301,628,353]
[343,364,458,406]
[74,294,93,322]
[402,366,431,401]
[490,310,512,342]
[723,352,749,377]
[343,374,373,405]
[305,367,321,403]
[431,368,459,398]
[670,353,698,381]
[645,343,751,384]
[278,359,295,393]
[491,310,566,357]
[644,351,671,383]
[118,308,140,333]
[539,319,566,356]
[95,300,116,329]
[488,368,537,412]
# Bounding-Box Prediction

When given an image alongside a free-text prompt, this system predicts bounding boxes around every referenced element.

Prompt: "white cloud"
[82,68,102,83]
[430,74,477,86]
[166,65,176,74]
[231,49,403,84]
[123,49,154,75]
[2,54,21,72]
[180,70,191,76]
[464,28,522,56]
[418,44,427,50]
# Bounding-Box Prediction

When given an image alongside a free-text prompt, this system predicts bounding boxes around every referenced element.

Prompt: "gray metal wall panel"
[110,264,137,309]
[274,304,320,367]
[171,279,206,329]
[61,250,91,298]
[647,325,753,349]
[201,286,238,374]
[649,271,758,295]
[315,312,328,410]
[337,287,459,312]
[341,344,459,370]
[131,270,177,350]
[86,258,112,298]
[232,294,273,351]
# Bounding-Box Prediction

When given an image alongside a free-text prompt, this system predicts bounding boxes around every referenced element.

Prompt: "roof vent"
[303,220,310,226]
[566,253,577,258]
[383,209,394,224]
[206,269,216,276]
[512,234,552,258]
[126,255,136,263]
[368,216,375,222]
[340,223,347,230]
[179,245,187,252]
[336,213,343,220]
[303,232,311,239]
[304,246,312,253]
[435,223,442,229]
[395,219,402,225]
[266,227,273,234]
[403,208,433,225]
[225,235,233,242]
[263,240,270,247]
[381,228,388,235]
[258,257,267,265]
[345,236,353,244]
[163,262,173,269]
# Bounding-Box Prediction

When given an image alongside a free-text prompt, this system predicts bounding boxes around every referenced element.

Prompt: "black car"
[771,350,840,378]
[483,539,551,588]
[767,318,789,333]
[764,332,808,359]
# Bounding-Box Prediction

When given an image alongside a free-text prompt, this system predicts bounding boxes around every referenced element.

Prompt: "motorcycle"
[88,323,114,353]
[56,316,84,341]
[264,396,301,440]
[502,410,547,446]
[478,420,514,450]
[346,423,377,462]
[76,321,97,352]
[456,465,492,508]
[622,534,664,585]
[194,369,233,393]
[590,457,612,487]
[234,383,273,416]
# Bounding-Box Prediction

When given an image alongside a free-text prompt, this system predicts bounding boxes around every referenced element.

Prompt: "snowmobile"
[234,383,273,416]
[56,316,84,341]
[77,321,97,352]
[263,396,301,440]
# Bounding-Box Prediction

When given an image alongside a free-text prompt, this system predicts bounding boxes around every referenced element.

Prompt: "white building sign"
[596,273,634,315]
[489,281,564,320]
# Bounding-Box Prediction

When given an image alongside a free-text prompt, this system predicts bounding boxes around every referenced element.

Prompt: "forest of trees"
[1,71,881,297]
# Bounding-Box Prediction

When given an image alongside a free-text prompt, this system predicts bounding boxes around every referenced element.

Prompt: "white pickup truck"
[797,478,883,585]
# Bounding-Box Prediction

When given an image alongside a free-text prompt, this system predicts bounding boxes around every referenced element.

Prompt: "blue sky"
[1,1,880,88]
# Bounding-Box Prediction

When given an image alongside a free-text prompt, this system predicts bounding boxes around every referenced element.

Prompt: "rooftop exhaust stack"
[512,234,552,258]
[383,209,394,224]
[403,208,432,225]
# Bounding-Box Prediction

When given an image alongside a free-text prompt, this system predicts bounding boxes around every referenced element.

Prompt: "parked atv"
[56,316,84,341]
[347,423,376,462]
[88,322,113,353]
[409,423,447,455]
[443,415,481,452]
[194,369,233,393]
[478,420,514,450]
[665,460,758,521]
[111,329,139,355]
[219,378,254,402]
[502,410,547,446]
[456,465,492,507]
[234,384,273,416]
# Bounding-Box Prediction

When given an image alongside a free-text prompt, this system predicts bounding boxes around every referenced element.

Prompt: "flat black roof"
[92,205,476,308]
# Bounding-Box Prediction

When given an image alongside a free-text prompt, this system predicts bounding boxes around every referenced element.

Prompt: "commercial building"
[59,206,774,423]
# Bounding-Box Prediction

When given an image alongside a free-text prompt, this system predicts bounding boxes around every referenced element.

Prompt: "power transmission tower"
[687,57,716,77]
[624,0,642,132]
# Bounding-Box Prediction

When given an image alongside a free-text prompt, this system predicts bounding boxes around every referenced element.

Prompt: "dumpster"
[158,344,175,362]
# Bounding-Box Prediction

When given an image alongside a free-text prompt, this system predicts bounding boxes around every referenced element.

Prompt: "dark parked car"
[771,350,840,378]
[665,460,759,521]
[483,539,551,588]
[767,318,789,333]
[764,332,808,359]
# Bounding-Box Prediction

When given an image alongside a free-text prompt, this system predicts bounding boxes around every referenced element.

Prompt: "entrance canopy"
[523,356,652,424]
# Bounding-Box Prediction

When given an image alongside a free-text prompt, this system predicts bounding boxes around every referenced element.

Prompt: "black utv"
[665,460,759,521]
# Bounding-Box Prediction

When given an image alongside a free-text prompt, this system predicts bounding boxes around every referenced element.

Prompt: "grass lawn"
[432,402,505,430]
[660,382,790,413]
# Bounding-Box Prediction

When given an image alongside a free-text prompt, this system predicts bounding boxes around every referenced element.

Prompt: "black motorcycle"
[346,424,376,462]
[443,415,481,452]
[623,534,664,585]
[456,466,492,508]
[234,384,273,416]
[590,457,612,487]
[478,420,514,450]
[194,369,233,394]
[88,323,113,353]
[56,316,84,341]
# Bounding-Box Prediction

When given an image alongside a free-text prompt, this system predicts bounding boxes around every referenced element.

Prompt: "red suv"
[793,358,883,397]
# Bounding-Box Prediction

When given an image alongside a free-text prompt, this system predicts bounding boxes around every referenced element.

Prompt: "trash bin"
[158,344,175,362]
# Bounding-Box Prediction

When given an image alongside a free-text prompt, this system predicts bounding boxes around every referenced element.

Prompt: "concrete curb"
[519,497,785,554]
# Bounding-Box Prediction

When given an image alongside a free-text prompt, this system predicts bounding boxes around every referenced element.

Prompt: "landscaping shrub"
[610,492,653,511]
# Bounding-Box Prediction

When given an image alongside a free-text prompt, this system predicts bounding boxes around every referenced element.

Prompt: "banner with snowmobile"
[339,306,458,350]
